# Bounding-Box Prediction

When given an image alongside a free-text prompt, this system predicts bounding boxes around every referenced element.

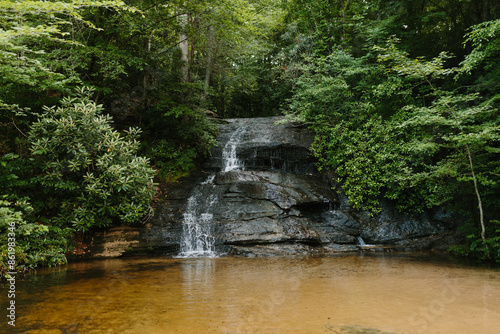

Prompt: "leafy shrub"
[145,139,198,181]
[285,50,410,213]
[28,87,156,232]
[0,199,72,276]
[449,221,500,263]
[285,43,499,224]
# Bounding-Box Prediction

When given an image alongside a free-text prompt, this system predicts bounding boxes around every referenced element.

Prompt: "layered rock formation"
[87,117,462,258]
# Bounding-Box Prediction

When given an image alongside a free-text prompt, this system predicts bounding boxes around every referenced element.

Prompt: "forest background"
[1,0,499,272]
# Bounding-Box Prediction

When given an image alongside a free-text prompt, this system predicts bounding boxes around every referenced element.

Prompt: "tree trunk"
[466,144,486,241]
[204,25,214,102]
[143,33,152,104]
[340,0,351,45]
[481,0,491,22]
[178,13,189,82]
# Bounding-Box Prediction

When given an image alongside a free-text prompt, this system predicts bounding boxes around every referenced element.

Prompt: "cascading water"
[357,236,375,248]
[178,124,247,257]
[222,126,246,172]
[357,236,367,246]
[178,185,218,257]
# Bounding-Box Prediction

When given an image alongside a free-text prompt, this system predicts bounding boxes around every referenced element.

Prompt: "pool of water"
[2,253,500,333]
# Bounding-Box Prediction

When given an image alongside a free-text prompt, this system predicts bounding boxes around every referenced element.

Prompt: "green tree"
[460,19,500,108]
[376,38,499,237]
[283,49,411,213]
[0,0,137,109]
[283,38,498,227]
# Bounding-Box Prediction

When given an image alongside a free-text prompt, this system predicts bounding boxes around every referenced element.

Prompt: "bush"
[449,220,500,263]
[28,87,156,232]
[0,199,71,276]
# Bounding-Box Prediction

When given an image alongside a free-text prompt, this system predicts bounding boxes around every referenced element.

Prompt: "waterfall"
[178,182,218,257]
[357,236,367,246]
[222,126,246,172]
[357,236,374,248]
[178,124,246,257]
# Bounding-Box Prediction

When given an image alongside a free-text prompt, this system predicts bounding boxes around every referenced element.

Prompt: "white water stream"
[178,187,218,258]
[222,126,246,172]
[178,124,247,257]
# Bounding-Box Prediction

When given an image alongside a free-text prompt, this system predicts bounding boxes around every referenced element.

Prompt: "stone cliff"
[87,117,462,257]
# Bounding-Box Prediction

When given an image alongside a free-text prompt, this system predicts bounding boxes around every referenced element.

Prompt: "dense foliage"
[1,199,71,271]
[277,2,500,262]
[1,88,156,274]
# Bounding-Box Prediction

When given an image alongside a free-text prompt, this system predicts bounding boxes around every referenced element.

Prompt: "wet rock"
[229,243,323,257]
[326,324,400,334]
[86,224,182,258]
[204,117,316,174]
[214,170,261,184]
[393,231,465,251]
[87,117,461,258]
[216,171,337,210]
[216,198,283,221]
[322,210,361,236]
[222,216,319,245]
[351,198,453,244]
[360,220,447,244]
[323,244,360,252]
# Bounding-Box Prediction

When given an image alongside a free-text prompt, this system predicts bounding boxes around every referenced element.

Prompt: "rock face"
[204,117,317,174]
[87,117,462,258]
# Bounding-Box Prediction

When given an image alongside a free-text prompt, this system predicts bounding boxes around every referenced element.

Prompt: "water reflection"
[1,254,499,334]
[181,258,216,307]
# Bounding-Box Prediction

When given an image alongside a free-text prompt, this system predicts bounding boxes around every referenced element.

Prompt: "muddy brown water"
[2,253,500,333]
